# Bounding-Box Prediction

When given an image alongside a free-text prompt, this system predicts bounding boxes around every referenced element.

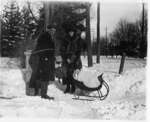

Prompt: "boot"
[34,87,39,96]
[64,84,70,94]
[62,78,67,85]
[41,82,54,100]
[34,80,41,96]
[70,84,75,94]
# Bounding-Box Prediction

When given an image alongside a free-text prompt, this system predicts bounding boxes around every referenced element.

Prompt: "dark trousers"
[63,69,76,93]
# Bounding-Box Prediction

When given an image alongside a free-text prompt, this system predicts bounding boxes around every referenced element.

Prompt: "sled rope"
[30,48,55,55]
[29,48,84,55]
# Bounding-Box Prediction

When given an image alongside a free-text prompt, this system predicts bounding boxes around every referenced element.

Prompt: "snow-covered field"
[0,56,146,120]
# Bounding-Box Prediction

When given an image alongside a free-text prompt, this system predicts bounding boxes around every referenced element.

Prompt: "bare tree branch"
[27,1,38,23]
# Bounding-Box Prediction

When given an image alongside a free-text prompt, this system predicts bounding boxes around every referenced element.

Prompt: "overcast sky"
[90,2,144,38]
[0,0,146,38]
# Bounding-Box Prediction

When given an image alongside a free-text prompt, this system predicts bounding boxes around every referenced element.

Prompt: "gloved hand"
[73,69,81,80]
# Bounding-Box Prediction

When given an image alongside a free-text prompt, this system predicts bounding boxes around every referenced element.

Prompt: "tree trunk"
[44,2,55,29]
[86,4,93,67]
[44,2,50,30]
[49,3,55,24]
[96,2,100,63]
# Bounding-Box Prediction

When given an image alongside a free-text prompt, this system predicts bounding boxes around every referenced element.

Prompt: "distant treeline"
[1,1,147,59]
[92,12,147,58]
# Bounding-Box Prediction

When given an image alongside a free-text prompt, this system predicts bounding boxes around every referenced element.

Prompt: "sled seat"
[72,74,104,91]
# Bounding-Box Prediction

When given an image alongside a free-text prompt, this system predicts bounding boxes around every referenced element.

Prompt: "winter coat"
[29,31,55,88]
[60,33,86,77]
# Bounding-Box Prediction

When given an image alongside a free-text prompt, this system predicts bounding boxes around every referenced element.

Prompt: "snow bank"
[88,98,146,120]
[108,68,146,100]
[0,57,146,119]
[0,58,21,68]
[73,65,145,100]
[0,68,26,97]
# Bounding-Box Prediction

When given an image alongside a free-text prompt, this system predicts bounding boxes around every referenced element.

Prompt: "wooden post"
[24,50,32,70]
[119,52,126,74]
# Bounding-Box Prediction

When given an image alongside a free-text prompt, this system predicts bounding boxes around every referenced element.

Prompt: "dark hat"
[76,24,85,31]
[62,21,76,32]
[47,24,57,29]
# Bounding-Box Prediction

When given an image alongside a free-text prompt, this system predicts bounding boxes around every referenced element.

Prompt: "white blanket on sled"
[73,67,100,88]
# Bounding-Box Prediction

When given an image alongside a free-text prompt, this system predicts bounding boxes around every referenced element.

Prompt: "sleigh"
[55,66,109,101]
[72,73,109,101]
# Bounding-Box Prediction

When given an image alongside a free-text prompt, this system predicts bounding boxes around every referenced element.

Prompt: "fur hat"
[47,24,57,29]
[76,24,85,31]
[62,22,76,32]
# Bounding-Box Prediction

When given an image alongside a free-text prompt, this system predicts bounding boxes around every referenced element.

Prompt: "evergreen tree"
[53,2,92,66]
[34,5,45,40]
[52,2,87,41]
[42,2,88,56]
[1,1,24,57]
[21,5,39,50]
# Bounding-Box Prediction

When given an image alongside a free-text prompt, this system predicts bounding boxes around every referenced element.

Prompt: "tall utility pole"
[96,2,100,63]
[0,15,1,56]
[140,3,145,57]
[141,3,145,44]
[86,3,93,67]
[106,26,107,43]
[105,26,108,57]
[137,3,145,58]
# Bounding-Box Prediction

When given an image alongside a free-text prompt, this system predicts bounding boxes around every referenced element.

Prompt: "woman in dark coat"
[29,25,56,99]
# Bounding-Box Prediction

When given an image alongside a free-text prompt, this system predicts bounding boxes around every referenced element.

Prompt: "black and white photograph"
[0,0,148,120]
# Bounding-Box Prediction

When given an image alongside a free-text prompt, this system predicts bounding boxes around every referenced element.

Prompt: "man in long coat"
[29,24,56,99]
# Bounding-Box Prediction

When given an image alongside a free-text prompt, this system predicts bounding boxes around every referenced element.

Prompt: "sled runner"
[72,73,109,101]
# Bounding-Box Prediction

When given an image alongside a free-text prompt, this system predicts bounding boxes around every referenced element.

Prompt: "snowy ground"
[0,56,146,120]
